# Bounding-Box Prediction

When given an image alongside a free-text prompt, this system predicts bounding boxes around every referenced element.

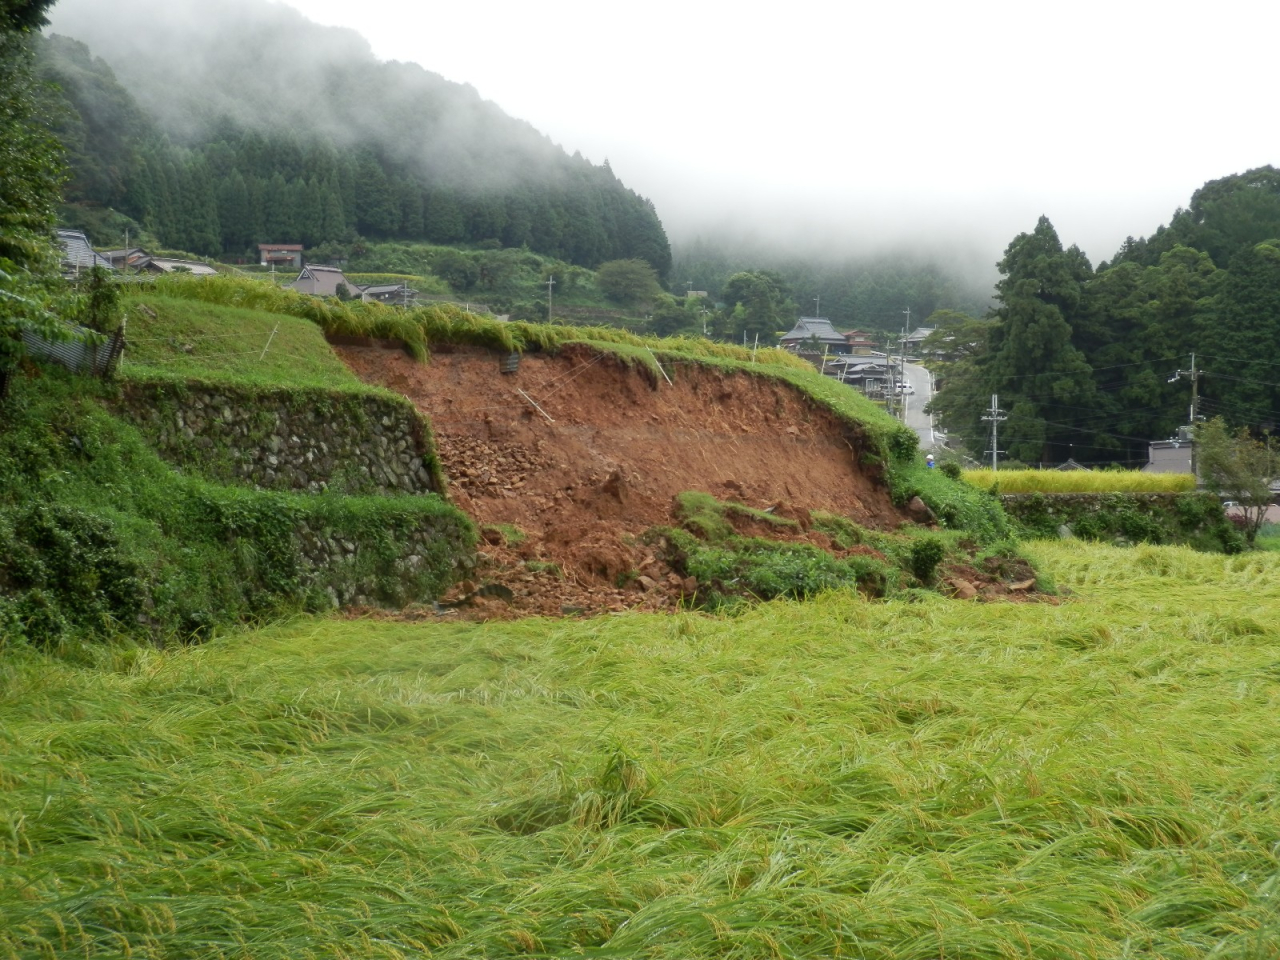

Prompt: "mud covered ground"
[338,344,1035,619]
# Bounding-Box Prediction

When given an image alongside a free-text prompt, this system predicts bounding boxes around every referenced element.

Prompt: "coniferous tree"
[981,217,1096,463]
[216,168,252,251]
[262,171,294,242]
[354,150,397,236]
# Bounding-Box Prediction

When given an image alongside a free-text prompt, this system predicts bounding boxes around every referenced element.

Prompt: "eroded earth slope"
[338,343,907,616]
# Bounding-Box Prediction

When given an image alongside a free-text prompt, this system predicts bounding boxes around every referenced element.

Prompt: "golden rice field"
[964,469,1197,494]
[2,540,1279,959]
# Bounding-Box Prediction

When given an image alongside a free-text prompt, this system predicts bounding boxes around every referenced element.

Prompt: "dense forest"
[928,168,1280,466]
[37,0,670,274]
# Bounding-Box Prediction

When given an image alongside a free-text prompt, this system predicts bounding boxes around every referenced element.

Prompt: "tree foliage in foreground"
[0,0,73,380]
[1196,416,1278,545]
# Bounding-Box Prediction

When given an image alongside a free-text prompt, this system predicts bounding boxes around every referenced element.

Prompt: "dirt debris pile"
[337,343,1033,619]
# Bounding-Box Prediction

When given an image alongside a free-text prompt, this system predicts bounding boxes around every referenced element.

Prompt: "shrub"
[908,536,946,584]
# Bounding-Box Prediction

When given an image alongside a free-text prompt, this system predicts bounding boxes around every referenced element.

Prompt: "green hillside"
[4,541,1279,957]
[38,4,670,274]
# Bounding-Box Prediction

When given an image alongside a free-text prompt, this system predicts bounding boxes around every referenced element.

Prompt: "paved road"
[898,360,939,451]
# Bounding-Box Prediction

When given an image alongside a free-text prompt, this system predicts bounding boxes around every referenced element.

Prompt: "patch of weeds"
[809,511,864,549]
[483,523,527,547]
[524,560,562,577]
[650,526,896,607]
[674,490,798,543]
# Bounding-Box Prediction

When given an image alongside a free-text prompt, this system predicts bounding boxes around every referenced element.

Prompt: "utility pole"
[1170,352,1202,475]
[982,394,1007,471]
[884,332,897,418]
[1170,351,1201,426]
[814,295,820,318]
[546,275,555,323]
[899,307,910,399]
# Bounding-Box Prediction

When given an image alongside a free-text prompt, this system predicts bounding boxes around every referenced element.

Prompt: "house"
[1144,427,1197,473]
[1143,438,1195,473]
[360,283,417,305]
[825,355,891,393]
[843,329,878,356]
[287,264,355,298]
[102,248,217,276]
[101,247,149,270]
[901,326,936,358]
[780,317,851,355]
[258,243,303,269]
[143,257,219,277]
[56,229,114,279]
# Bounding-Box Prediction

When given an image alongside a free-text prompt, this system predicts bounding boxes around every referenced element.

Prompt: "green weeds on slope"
[0,374,471,647]
[2,541,1279,957]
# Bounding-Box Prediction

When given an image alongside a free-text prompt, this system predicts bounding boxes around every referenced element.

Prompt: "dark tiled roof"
[780,317,847,345]
[57,229,114,275]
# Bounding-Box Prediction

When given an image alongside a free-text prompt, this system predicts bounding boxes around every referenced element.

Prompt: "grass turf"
[3,541,1280,958]
[121,293,371,393]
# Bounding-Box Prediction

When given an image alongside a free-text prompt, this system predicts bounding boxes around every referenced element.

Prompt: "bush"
[908,536,946,584]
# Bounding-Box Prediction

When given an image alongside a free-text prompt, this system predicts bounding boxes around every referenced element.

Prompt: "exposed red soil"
[335,343,914,618]
[337,344,1051,620]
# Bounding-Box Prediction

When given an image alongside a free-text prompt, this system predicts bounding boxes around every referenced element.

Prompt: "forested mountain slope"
[39,0,670,273]
[928,168,1280,465]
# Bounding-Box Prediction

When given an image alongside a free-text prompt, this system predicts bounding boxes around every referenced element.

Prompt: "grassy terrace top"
[121,293,375,395]
[3,540,1279,957]
[129,275,917,459]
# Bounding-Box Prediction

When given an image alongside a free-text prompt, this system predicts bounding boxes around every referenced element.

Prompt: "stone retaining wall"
[294,512,474,609]
[115,381,442,496]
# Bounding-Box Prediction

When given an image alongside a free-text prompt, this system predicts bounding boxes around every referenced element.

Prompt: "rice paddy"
[964,470,1197,494]
[2,540,1279,959]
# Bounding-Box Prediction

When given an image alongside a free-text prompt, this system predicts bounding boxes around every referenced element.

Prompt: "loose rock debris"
[338,343,1044,620]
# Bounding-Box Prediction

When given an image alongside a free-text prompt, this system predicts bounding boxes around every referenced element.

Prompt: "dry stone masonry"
[115,381,441,496]
[293,513,474,609]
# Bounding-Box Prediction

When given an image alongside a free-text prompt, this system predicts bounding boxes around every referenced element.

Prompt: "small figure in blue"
[926,454,936,469]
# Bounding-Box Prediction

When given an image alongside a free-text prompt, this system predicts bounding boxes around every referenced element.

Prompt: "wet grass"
[122,293,372,393]
[3,541,1279,958]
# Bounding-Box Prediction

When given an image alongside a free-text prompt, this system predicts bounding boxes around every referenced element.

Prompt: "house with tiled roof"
[258,243,303,268]
[843,329,878,355]
[779,317,850,354]
[56,229,114,279]
[360,282,418,305]
[287,264,354,298]
[102,248,217,276]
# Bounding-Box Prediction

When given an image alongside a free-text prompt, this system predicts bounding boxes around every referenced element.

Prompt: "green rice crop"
[3,541,1279,958]
[964,469,1197,494]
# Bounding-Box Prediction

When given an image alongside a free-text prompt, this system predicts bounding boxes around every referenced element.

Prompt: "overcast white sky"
[238,2,1280,266]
